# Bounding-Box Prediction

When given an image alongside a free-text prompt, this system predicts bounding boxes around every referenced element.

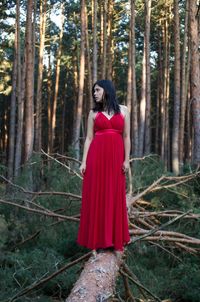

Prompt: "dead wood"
[0,198,79,222]
[0,175,81,199]
[66,251,121,302]
[8,252,91,302]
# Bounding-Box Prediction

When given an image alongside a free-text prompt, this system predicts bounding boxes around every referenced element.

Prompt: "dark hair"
[92,79,120,114]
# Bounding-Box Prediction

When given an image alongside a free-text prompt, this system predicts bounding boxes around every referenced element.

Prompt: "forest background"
[0,0,200,301]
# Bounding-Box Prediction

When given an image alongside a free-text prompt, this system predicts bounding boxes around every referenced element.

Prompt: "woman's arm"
[79,110,94,176]
[122,106,131,173]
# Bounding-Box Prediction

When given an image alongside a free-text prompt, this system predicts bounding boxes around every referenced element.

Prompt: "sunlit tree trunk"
[106,0,113,80]
[155,38,162,155]
[161,14,170,170]
[72,0,86,159]
[179,0,189,171]
[92,0,98,83]
[47,49,52,153]
[24,0,34,162]
[15,37,25,176]
[101,0,108,78]
[85,5,93,108]
[130,0,138,156]
[144,0,151,155]
[138,0,151,157]
[35,0,47,152]
[172,0,181,175]
[188,0,200,164]
[126,28,132,111]
[50,2,64,152]
[8,11,18,180]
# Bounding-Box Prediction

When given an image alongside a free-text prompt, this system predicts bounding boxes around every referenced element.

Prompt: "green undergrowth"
[0,154,199,301]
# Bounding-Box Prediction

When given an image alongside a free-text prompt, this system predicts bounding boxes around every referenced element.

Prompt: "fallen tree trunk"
[66,251,121,302]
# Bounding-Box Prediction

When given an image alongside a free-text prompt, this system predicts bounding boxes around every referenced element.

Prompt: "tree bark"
[85,5,93,109]
[8,7,18,180]
[130,0,138,156]
[72,0,86,159]
[24,0,34,162]
[50,2,65,153]
[66,252,120,302]
[106,0,113,80]
[172,0,181,175]
[188,0,200,164]
[144,0,152,155]
[35,0,47,152]
[15,15,24,176]
[138,0,151,157]
[92,0,98,83]
[101,0,108,79]
[179,0,189,171]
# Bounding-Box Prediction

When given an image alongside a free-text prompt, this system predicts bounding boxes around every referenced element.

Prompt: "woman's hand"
[122,160,130,174]
[80,162,86,176]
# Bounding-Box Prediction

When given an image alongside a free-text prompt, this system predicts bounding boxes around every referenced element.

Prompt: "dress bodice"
[94,112,124,134]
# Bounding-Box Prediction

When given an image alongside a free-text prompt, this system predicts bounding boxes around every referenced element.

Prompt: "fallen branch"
[0,175,81,200]
[130,211,192,244]
[41,149,82,180]
[120,269,162,302]
[0,198,79,222]
[8,252,91,302]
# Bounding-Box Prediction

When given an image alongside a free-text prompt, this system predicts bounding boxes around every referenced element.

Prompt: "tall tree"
[179,0,189,170]
[144,0,152,155]
[172,0,181,175]
[106,0,113,80]
[24,0,34,162]
[101,0,108,78]
[130,0,138,156]
[7,8,17,180]
[50,2,65,153]
[35,0,47,152]
[138,0,152,157]
[92,0,98,83]
[72,0,86,159]
[188,0,200,164]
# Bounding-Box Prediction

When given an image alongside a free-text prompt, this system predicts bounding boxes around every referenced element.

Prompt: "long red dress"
[77,111,130,251]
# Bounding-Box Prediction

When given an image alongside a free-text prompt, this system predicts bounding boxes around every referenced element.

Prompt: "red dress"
[77,111,130,251]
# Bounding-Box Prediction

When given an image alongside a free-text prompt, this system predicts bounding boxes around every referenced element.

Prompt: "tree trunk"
[106,0,113,80]
[50,2,65,153]
[188,0,200,164]
[138,0,151,157]
[92,0,98,83]
[144,0,151,155]
[72,0,86,159]
[24,0,34,162]
[15,16,24,176]
[35,0,47,152]
[172,0,181,175]
[130,0,138,156]
[8,8,18,180]
[47,48,52,153]
[66,252,120,302]
[101,0,108,79]
[161,14,170,170]
[85,5,93,109]
[179,0,189,171]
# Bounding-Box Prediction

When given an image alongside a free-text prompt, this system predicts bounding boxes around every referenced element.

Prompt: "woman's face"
[93,84,104,102]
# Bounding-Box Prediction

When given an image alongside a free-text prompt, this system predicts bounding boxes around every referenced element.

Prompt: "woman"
[77,79,130,254]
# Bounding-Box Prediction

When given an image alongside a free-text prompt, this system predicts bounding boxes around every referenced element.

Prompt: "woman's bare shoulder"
[119,105,129,116]
[88,109,98,120]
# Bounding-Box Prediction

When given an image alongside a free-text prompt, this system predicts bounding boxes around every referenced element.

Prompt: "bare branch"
[0,198,79,222]
[8,252,92,302]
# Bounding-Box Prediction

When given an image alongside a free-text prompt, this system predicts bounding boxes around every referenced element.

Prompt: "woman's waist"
[95,128,123,135]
